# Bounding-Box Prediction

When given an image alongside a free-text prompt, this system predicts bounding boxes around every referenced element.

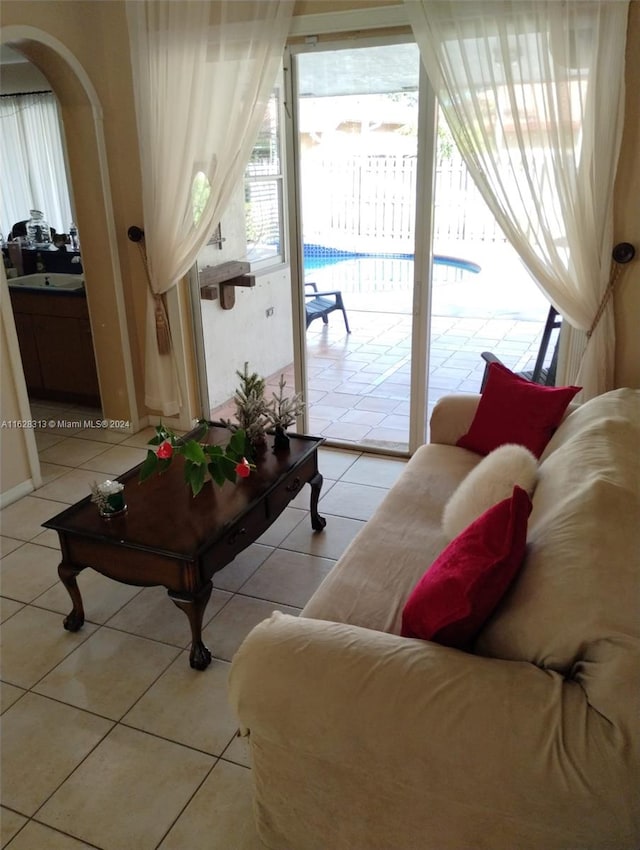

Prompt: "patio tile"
[319,391,366,409]
[334,376,375,391]
[365,427,410,447]
[353,396,399,413]
[310,403,361,421]
[338,408,385,426]
[377,413,410,431]
[322,421,372,441]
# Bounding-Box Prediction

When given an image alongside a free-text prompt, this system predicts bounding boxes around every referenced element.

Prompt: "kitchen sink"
[8,273,85,291]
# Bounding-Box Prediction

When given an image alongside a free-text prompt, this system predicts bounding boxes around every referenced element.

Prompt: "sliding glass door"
[286,38,433,454]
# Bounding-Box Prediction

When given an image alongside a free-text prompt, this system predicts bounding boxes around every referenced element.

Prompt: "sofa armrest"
[229,613,635,847]
[429,393,481,446]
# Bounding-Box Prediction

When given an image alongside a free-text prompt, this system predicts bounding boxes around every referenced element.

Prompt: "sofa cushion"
[457,362,580,457]
[474,389,640,727]
[301,444,480,634]
[401,485,532,649]
[442,443,538,540]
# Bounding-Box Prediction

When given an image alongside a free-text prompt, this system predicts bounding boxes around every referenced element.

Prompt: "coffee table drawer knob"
[227,528,246,546]
[286,476,302,494]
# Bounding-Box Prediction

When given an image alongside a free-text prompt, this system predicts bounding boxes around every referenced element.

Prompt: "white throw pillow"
[442,444,538,540]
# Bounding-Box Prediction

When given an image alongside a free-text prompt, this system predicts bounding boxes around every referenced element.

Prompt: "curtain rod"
[0,90,52,98]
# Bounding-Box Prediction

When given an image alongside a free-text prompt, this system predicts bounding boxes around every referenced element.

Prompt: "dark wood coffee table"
[43,426,326,669]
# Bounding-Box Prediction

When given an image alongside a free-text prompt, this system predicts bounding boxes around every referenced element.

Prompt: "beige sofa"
[229,388,640,850]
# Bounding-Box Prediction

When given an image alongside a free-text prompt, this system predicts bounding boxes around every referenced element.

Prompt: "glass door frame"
[284,35,437,455]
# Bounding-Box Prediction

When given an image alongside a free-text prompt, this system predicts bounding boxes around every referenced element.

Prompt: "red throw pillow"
[401,485,532,649]
[457,362,580,458]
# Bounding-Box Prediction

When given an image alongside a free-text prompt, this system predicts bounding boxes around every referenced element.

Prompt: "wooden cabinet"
[9,289,100,406]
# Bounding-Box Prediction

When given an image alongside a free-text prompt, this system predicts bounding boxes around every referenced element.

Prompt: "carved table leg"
[58,561,86,631]
[309,471,327,531]
[169,581,213,670]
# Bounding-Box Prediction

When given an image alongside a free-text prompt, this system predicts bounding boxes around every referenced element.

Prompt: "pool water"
[303,244,549,321]
[303,248,480,299]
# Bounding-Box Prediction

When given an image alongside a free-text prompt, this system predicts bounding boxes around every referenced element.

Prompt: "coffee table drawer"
[202,502,269,575]
[267,455,316,519]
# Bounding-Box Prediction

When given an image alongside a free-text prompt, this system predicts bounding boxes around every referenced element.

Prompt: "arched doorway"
[1,27,139,439]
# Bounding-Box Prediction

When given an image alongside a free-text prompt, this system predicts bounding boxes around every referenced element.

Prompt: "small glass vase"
[92,480,127,518]
[100,491,127,518]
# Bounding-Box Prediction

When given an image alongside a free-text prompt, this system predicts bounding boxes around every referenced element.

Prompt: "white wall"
[198,184,294,411]
[0,274,41,506]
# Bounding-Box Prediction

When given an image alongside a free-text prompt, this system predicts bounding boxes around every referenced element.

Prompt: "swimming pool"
[303,245,481,296]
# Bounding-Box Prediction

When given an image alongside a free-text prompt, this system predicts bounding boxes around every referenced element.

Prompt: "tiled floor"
[211,244,552,452]
[1,401,408,850]
[303,309,549,448]
[297,243,552,449]
[213,310,550,453]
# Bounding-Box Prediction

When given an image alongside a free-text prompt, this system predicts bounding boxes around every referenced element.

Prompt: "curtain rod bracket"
[612,242,635,265]
[127,226,144,243]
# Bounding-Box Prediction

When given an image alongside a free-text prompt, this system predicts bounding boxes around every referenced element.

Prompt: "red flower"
[157,441,173,459]
[235,457,251,478]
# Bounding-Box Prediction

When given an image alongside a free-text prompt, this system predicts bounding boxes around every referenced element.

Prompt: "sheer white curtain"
[0,93,73,237]
[126,0,294,415]
[405,0,629,398]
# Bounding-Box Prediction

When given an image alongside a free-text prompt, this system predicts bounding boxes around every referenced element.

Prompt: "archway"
[1,26,139,434]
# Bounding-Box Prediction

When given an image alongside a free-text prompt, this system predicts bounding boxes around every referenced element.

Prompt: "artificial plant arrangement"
[220,363,305,450]
[139,422,251,496]
[139,366,306,496]
[265,373,306,433]
[220,363,269,447]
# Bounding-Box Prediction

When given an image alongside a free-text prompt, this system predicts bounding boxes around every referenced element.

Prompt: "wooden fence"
[302,148,505,254]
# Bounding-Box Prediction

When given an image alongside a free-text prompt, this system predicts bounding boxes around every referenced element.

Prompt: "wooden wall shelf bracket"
[198,261,255,309]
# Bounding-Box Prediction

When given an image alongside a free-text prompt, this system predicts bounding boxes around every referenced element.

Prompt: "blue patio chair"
[304,282,351,333]
[480,305,561,390]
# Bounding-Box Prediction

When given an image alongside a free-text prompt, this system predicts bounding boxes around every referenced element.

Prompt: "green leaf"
[208,461,226,487]
[147,434,164,446]
[229,428,247,457]
[139,450,158,482]
[221,456,237,483]
[157,457,172,474]
[182,440,207,464]
[188,463,206,496]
